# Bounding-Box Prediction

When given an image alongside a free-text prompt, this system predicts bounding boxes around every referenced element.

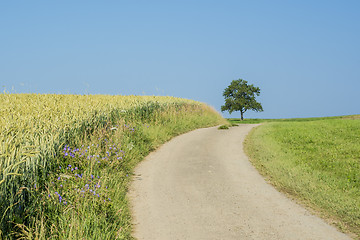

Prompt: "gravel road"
[129,125,352,240]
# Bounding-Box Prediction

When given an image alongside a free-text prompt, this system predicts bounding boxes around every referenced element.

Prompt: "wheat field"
[0,93,225,239]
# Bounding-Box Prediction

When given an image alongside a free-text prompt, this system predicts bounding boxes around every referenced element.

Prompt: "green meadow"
[240,116,360,238]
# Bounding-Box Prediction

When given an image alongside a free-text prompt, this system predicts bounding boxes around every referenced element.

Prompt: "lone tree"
[221,79,263,120]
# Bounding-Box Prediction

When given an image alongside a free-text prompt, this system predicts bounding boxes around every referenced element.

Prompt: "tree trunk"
[241,111,244,121]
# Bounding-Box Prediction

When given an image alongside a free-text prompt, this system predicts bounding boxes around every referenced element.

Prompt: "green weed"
[218,125,229,130]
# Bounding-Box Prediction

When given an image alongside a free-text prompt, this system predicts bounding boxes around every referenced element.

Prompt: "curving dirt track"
[129,125,352,240]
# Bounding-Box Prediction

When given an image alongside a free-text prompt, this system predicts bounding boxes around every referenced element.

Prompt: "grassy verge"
[0,94,226,239]
[244,118,360,238]
[228,115,353,124]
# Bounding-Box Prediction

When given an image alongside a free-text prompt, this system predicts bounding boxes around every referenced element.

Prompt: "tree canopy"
[221,79,263,120]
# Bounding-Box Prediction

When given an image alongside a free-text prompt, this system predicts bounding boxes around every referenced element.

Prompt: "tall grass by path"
[0,93,226,239]
[244,118,360,238]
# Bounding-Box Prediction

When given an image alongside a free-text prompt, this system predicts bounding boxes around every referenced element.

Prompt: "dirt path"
[129,125,351,240]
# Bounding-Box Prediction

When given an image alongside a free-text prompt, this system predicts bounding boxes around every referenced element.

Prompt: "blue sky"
[1,1,359,119]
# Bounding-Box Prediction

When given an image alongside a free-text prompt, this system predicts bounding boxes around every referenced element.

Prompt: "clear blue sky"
[1,0,359,119]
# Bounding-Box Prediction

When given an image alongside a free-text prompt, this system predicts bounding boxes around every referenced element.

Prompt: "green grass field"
[242,116,360,238]
[228,115,348,124]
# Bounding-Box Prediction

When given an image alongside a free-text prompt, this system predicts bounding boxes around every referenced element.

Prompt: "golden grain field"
[1,93,216,238]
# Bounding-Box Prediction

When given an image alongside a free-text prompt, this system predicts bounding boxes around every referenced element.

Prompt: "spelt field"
[243,117,360,238]
[0,93,226,239]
